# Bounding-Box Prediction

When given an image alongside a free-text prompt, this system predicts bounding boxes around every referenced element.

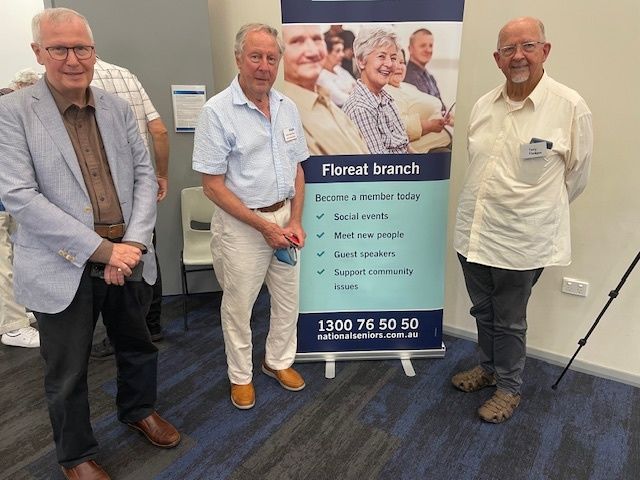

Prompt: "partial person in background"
[404,28,450,118]
[316,35,356,107]
[343,26,409,154]
[452,17,592,424]
[384,49,452,152]
[90,58,170,358]
[282,24,368,155]
[0,72,40,349]
[0,8,180,478]
[193,23,309,410]
[9,68,40,90]
[327,24,356,78]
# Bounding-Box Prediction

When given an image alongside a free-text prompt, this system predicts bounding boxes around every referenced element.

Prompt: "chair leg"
[181,251,188,331]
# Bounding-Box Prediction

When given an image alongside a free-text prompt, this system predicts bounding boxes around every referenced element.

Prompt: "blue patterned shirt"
[343,80,408,154]
[404,60,446,114]
[192,76,309,208]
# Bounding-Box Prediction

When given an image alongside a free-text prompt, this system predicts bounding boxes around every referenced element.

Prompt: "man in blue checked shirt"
[192,23,309,410]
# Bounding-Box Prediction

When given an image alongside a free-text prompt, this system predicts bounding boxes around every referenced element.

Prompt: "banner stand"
[282,0,465,369]
[296,344,446,378]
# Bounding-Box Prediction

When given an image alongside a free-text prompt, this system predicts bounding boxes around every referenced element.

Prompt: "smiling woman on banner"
[343,26,409,154]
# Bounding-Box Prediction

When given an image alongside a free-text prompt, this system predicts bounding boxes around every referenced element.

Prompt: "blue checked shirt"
[343,80,409,154]
[404,61,446,114]
[192,77,309,209]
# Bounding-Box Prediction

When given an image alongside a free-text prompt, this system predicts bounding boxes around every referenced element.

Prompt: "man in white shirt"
[452,17,592,423]
[192,24,309,410]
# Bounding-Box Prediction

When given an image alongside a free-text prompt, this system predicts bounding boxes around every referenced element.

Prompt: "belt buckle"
[108,223,123,238]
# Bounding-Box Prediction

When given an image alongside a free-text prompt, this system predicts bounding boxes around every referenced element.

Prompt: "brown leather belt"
[94,223,125,239]
[256,200,286,213]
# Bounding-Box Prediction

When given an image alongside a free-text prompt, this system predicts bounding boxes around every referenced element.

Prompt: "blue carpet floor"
[1,291,638,479]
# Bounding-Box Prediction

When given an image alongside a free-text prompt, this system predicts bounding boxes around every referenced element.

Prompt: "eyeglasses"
[44,45,95,61]
[497,41,545,58]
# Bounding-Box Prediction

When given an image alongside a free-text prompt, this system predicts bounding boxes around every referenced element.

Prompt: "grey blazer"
[0,79,157,314]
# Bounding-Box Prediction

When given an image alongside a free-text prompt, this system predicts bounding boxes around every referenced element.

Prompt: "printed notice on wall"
[171,85,206,133]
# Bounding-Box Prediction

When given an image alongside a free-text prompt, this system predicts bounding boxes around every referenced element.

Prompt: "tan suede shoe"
[231,382,255,409]
[261,362,306,391]
[451,365,496,392]
[478,390,521,423]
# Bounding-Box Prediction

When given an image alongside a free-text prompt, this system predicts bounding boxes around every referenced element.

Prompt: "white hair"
[353,26,400,75]
[32,7,94,44]
[234,23,284,58]
[11,69,40,89]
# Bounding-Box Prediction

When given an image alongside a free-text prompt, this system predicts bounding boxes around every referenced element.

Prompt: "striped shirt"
[343,80,408,154]
[192,76,309,209]
[91,59,160,149]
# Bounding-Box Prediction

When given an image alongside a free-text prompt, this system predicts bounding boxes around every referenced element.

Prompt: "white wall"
[213,0,640,386]
[2,0,44,87]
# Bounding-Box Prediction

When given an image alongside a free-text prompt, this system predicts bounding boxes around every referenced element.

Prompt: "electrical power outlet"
[562,277,589,297]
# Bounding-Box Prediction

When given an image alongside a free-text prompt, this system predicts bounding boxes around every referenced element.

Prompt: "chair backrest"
[181,186,216,266]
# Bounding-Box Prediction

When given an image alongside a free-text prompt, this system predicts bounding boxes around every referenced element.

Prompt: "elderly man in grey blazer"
[0,8,179,479]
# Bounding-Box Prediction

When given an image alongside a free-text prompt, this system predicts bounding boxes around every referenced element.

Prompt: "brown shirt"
[46,77,124,263]
[47,78,124,225]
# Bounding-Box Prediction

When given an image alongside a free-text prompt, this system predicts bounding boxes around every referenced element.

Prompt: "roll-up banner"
[281,0,465,362]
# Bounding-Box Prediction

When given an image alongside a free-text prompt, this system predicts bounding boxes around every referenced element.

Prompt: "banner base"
[296,343,446,364]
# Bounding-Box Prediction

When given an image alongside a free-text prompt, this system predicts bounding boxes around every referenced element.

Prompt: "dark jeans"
[35,265,157,468]
[146,229,162,334]
[458,254,543,394]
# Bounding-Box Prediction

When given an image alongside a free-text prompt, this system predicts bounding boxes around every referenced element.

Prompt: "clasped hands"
[104,243,143,286]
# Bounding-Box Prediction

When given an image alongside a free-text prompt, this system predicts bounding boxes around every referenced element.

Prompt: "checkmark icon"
[316,232,325,238]
[316,213,325,219]
[317,269,325,275]
[317,251,325,257]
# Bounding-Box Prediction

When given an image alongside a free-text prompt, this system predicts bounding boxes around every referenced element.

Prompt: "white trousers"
[0,212,30,334]
[211,202,300,384]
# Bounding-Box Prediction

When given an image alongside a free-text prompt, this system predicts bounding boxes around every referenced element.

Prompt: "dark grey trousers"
[458,254,543,394]
[35,265,157,468]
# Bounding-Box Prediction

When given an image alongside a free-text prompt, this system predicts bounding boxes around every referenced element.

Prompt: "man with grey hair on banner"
[0,8,180,478]
[452,17,592,423]
[193,23,309,410]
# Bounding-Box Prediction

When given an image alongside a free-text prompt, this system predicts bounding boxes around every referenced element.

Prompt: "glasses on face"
[497,41,545,58]
[44,45,95,61]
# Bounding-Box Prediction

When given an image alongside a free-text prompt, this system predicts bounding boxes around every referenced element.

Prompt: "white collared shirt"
[454,73,593,269]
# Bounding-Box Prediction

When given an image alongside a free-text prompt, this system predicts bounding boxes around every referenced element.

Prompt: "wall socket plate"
[562,277,589,297]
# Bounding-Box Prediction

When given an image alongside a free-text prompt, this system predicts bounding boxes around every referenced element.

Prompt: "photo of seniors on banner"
[281,0,465,360]
[282,22,461,156]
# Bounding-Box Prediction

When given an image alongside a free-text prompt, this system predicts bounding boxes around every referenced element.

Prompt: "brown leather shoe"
[231,382,255,409]
[126,411,181,448]
[61,460,110,480]
[262,362,305,391]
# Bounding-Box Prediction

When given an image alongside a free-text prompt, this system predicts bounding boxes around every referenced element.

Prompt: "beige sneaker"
[477,390,521,423]
[451,365,496,392]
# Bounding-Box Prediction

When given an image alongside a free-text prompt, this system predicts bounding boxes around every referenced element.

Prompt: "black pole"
[551,249,640,390]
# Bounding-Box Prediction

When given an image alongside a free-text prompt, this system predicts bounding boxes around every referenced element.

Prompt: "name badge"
[283,128,297,143]
[520,141,546,159]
